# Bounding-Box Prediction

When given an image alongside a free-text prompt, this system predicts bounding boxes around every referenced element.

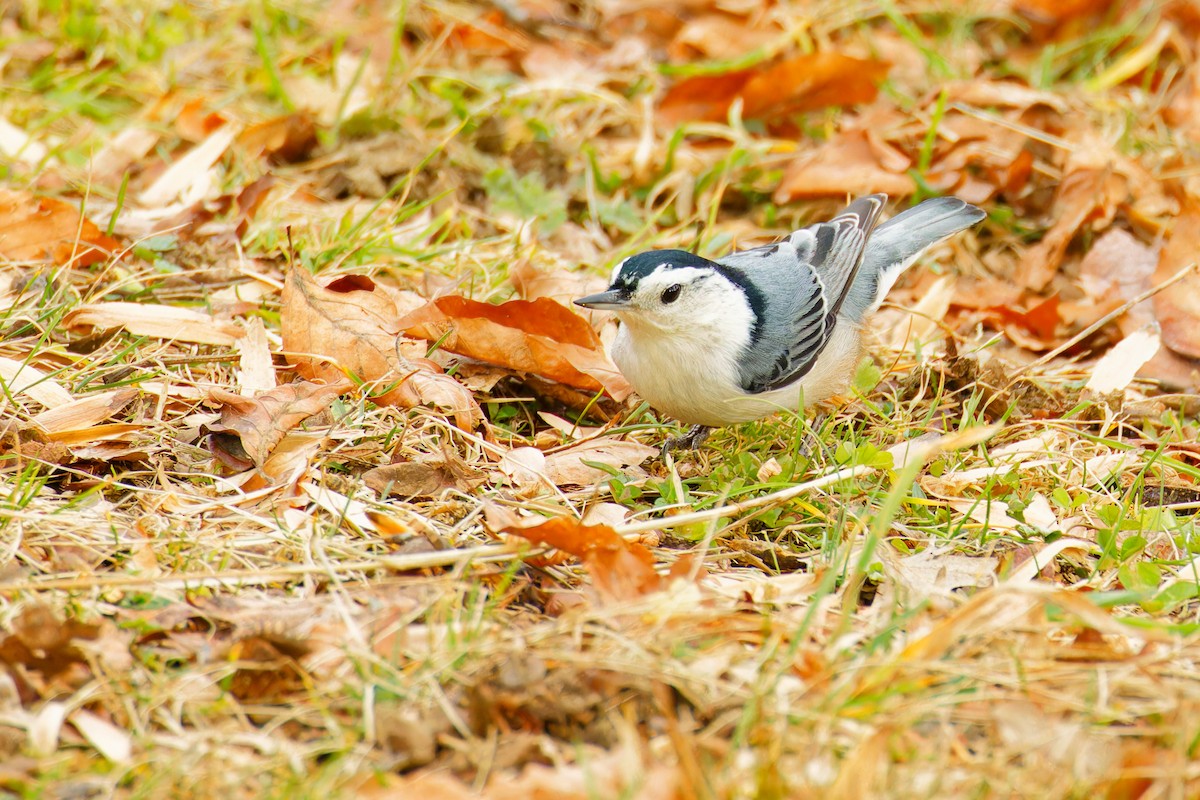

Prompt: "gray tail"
[855,196,985,313]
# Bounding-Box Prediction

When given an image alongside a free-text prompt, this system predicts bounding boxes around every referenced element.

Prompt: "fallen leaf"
[29,388,138,434]
[544,437,656,486]
[659,53,888,125]
[498,446,547,490]
[138,124,240,207]
[0,188,121,267]
[774,129,915,202]
[236,316,277,396]
[509,260,606,306]
[280,269,482,429]
[1085,326,1161,394]
[69,710,132,764]
[364,452,486,498]
[0,356,74,409]
[1017,135,1127,291]
[1152,196,1200,359]
[206,381,348,469]
[883,547,997,602]
[398,295,631,400]
[62,302,245,346]
[667,13,778,63]
[237,112,318,163]
[1014,0,1118,29]
[491,515,664,604]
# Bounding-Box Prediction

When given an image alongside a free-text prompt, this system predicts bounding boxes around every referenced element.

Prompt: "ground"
[2,1,1200,798]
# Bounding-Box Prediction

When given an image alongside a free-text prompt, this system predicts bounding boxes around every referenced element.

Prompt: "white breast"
[611,315,864,427]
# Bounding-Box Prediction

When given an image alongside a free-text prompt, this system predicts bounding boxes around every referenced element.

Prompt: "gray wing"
[718,194,887,394]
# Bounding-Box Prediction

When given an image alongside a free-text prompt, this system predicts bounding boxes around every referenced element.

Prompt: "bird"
[573,194,985,450]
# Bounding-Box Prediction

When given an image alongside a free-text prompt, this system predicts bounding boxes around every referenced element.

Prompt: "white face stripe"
[609,258,629,285]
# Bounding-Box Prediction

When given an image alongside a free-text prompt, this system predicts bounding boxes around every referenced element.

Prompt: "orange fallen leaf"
[774,129,915,202]
[398,295,631,401]
[1016,137,1127,291]
[1014,0,1117,28]
[1152,195,1200,360]
[0,188,121,267]
[280,269,483,429]
[983,293,1062,351]
[659,53,889,126]
[489,514,663,603]
[206,381,349,470]
[237,112,318,163]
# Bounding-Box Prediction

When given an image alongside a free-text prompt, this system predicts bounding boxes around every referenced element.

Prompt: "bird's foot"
[797,413,827,460]
[663,425,712,457]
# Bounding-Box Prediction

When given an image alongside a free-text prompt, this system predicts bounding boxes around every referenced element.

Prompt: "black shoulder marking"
[712,264,767,345]
[814,225,835,257]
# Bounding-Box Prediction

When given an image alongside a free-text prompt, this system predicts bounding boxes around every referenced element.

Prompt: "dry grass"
[3,0,1200,797]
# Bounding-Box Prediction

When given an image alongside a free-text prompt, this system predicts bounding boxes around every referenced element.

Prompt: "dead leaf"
[544,437,656,486]
[280,269,482,429]
[69,710,132,764]
[1017,135,1127,291]
[398,295,631,400]
[29,388,138,434]
[882,547,997,603]
[138,124,240,207]
[364,452,486,498]
[206,381,347,469]
[1085,326,1161,394]
[62,302,245,346]
[659,53,888,125]
[488,513,664,604]
[774,129,915,202]
[1152,196,1200,359]
[1015,0,1118,29]
[0,355,74,409]
[509,260,607,306]
[237,112,318,163]
[498,446,547,490]
[0,188,121,267]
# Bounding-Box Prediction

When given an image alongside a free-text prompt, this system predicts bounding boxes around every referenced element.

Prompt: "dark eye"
[661,284,682,304]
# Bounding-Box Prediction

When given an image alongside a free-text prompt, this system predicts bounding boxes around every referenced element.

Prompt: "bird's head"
[574,250,744,335]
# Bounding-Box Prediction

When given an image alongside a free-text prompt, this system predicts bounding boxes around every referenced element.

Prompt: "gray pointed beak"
[574,290,629,311]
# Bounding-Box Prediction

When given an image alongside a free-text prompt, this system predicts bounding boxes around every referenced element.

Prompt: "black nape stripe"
[712,264,766,346]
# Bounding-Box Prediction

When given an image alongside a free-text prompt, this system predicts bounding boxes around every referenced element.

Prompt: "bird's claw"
[662,425,712,458]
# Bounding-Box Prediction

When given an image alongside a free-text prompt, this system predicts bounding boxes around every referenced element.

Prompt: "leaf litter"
[2,0,1200,797]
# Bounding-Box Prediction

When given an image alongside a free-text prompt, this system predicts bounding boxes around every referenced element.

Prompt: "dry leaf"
[138,124,240,207]
[280,269,482,428]
[0,188,121,267]
[0,356,74,409]
[237,112,318,163]
[1085,326,1161,394]
[398,295,631,400]
[775,129,915,202]
[498,446,547,489]
[544,437,656,486]
[206,381,347,469]
[489,513,664,603]
[1152,196,1200,359]
[659,53,888,125]
[236,316,277,396]
[62,302,245,346]
[1017,135,1127,291]
[29,388,138,434]
[69,710,132,764]
[364,452,486,498]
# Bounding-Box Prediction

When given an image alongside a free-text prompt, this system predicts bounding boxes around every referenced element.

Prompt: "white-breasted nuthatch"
[574,194,985,449]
